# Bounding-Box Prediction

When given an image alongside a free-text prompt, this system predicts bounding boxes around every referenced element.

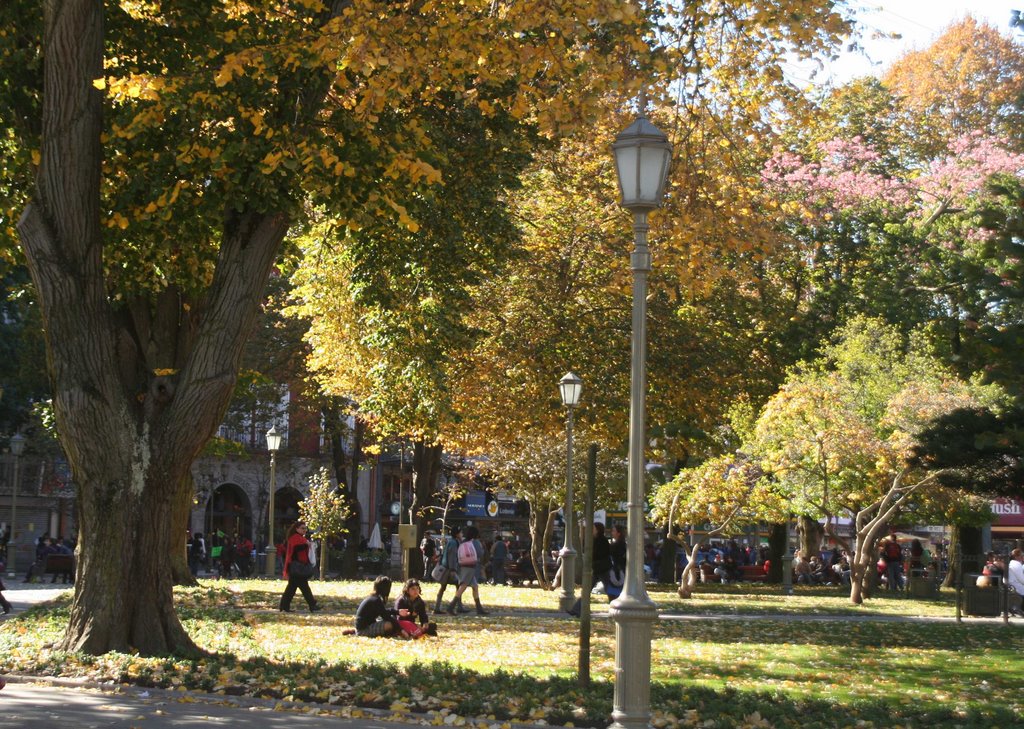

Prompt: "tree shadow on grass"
[7,592,1023,728]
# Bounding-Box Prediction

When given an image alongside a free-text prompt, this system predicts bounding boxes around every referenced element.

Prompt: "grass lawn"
[2,579,1021,728]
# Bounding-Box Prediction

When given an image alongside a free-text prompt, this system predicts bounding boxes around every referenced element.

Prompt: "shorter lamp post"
[609,111,672,729]
[264,426,282,577]
[782,517,794,596]
[558,372,582,612]
[8,433,25,577]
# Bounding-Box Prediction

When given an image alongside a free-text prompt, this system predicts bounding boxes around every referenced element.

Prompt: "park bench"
[739,564,767,582]
[42,553,75,583]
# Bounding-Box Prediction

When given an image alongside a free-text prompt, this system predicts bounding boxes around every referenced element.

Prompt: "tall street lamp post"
[8,433,26,578]
[558,371,583,612]
[264,426,282,577]
[609,113,672,729]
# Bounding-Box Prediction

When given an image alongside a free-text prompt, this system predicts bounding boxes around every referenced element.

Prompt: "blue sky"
[790,1,1022,86]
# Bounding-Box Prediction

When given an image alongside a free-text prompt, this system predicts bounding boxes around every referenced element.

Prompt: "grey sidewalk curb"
[1,673,554,728]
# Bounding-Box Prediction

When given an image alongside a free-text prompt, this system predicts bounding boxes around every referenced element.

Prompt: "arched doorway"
[270,486,304,546]
[205,483,253,541]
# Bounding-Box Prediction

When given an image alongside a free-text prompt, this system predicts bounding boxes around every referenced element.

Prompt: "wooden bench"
[739,564,768,582]
[43,553,75,583]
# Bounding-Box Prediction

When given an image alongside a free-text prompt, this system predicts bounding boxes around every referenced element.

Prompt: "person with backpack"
[446,525,489,616]
[880,535,904,591]
[433,525,462,613]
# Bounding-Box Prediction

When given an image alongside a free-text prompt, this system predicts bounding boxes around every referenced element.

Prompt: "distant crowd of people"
[186,530,255,579]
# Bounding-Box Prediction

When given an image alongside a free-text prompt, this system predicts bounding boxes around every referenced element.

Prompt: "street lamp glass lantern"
[9,433,26,456]
[265,426,282,452]
[559,372,583,408]
[612,116,672,212]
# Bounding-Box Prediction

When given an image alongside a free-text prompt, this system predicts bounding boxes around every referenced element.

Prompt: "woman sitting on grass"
[395,578,437,638]
[352,575,402,637]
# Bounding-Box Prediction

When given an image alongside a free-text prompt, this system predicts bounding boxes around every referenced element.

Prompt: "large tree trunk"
[766,522,787,583]
[172,475,198,587]
[797,515,823,561]
[19,1,291,656]
[325,404,363,579]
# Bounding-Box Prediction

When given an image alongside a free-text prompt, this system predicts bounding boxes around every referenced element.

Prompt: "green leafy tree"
[749,318,999,603]
[297,467,352,580]
[652,455,788,597]
[481,429,625,589]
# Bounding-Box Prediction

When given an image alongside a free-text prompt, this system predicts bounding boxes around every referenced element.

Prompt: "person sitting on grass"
[350,575,403,637]
[395,578,437,638]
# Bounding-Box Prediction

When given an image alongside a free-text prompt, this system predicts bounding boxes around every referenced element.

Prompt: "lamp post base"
[608,593,658,729]
[265,549,276,578]
[558,550,577,612]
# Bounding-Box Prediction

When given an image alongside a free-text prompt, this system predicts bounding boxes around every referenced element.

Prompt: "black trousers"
[279,575,317,610]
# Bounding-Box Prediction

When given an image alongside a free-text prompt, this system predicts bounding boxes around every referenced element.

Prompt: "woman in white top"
[1007,548,1024,616]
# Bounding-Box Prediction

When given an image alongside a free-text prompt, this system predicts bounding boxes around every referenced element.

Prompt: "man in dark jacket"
[420,532,436,580]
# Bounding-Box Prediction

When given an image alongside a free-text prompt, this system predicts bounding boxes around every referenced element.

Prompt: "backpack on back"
[458,540,477,567]
[885,541,902,561]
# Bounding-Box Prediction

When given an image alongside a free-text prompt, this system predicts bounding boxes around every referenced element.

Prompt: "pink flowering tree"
[762,132,1024,381]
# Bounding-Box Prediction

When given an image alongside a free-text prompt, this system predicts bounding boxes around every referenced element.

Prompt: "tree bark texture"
[171,475,198,587]
[18,1,292,654]
[410,441,442,579]
[657,527,678,584]
[766,522,786,583]
[325,404,362,579]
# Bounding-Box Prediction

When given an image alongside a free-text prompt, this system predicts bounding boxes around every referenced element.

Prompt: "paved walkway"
[0,677,529,729]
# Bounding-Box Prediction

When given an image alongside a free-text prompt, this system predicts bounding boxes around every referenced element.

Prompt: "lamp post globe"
[7,433,26,577]
[609,112,671,729]
[264,426,282,577]
[558,372,582,612]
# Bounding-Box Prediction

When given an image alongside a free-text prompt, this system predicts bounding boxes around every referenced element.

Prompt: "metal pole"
[7,453,18,577]
[264,452,277,577]
[559,405,578,611]
[609,210,658,729]
[578,443,598,686]
[782,517,793,596]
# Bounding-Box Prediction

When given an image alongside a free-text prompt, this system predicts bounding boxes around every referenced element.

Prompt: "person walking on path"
[447,525,489,616]
[279,522,321,613]
[568,521,611,617]
[433,526,462,613]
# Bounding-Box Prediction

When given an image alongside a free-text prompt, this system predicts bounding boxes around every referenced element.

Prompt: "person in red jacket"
[279,522,321,613]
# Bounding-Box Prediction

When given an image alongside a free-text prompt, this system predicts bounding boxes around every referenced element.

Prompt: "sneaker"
[310,604,322,612]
